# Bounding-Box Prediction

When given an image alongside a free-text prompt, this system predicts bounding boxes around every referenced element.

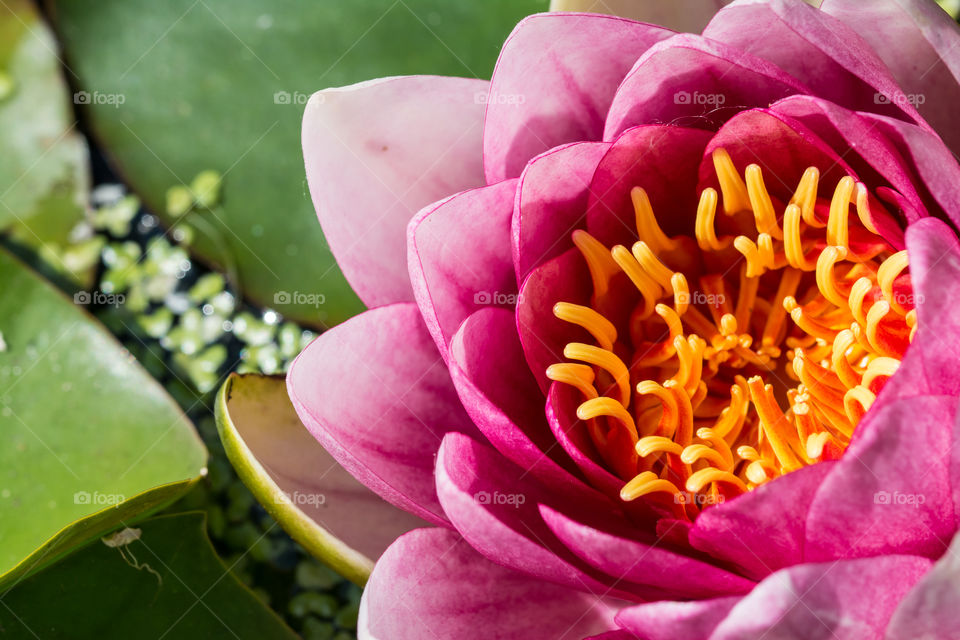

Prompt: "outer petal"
[886,528,960,639]
[513,141,608,283]
[709,556,932,640]
[822,0,960,156]
[614,598,740,640]
[358,528,617,640]
[702,0,925,125]
[549,0,730,33]
[689,463,835,581]
[287,303,480,527]
[483,13,672,183]
[805,218,960,561]
[408,180,518,362]
[604,33,810,140]
[303,76,486,307]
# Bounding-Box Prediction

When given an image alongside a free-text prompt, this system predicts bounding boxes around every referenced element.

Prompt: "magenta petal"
[287,303,480,527]
[359,527,617,640]
[539,505,755,599]
[710,555,931,640]
[822,0,960,156]
[483,13,672,184]
[513,141,609,283]
[703,0,925,125]
[614,598,740,640]
[604,33,809,140]
[855,113,960,231]
[805,218,960,561]
[448,306,601,503]
[586,125,712,249]
[886,530,960,639]
[688,463,834,581]
[303,76,486,307]
[435,431,639,599]
[408,179,518,361]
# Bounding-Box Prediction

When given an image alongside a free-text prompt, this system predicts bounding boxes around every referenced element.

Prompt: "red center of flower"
[548,148,917,521]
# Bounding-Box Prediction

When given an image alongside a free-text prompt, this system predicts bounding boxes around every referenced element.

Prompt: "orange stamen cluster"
[548,149,917,520]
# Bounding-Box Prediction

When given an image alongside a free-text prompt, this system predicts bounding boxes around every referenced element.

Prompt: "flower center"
[548,148,917,521]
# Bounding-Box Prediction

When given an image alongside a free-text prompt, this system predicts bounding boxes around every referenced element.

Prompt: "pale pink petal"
[359,528,618,640]
[303,76,486,307]
[483,13,671,183]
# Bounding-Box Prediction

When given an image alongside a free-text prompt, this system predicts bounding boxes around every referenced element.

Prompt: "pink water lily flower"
[289,1,960,637]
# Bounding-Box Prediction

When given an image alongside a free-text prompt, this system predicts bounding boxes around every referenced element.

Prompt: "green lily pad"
[216,373,423,586]
[0,0,92,285]
[0,247,207,589]
[0,512,298,639]
[50,0,547,326]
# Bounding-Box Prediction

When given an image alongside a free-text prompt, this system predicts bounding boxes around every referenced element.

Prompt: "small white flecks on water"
[0,331,6,353]
[256,13,273,29]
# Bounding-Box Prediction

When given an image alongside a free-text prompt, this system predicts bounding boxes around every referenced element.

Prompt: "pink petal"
[604,33,810,140]
[303,76,486,307]
[513,141,609,283]
[408,180,518,361]
[539,504,755,599]
[483,13,672,184]
[448,306,601,503]
[688,462,835,581]
[287,303,480,527]
[548,0,730,33]
[435,431,640,600]
[805,218,960,561]
[359,527,618,640]
[886,529,960,639]
[702,0,926,126]
[710,555,932,640]
[614,598,740,640]
[855,112,960,231]
[586,124,712,249]
[822,0,960,156]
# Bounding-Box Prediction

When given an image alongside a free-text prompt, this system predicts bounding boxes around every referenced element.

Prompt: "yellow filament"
[553,302,618,351]
[577,397,638,441]
[877,250,909,314]
[790,166,823,227]
[546,363,598,399]
[564,343,631,407]
[632,241,674,293]
[632,187,677,253]
[745,164,782,239]
[573,230,619,298]
[827,177,854,249]
[712,148,750,215]
[695,188,729,251]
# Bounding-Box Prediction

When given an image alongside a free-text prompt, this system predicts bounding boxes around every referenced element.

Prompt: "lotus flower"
[288,1,960,637]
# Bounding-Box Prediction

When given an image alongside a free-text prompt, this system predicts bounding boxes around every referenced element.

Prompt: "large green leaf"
[0,247,207,590]
[50,0,547,326]
[0,0,91,284]
[0,512,298,639]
